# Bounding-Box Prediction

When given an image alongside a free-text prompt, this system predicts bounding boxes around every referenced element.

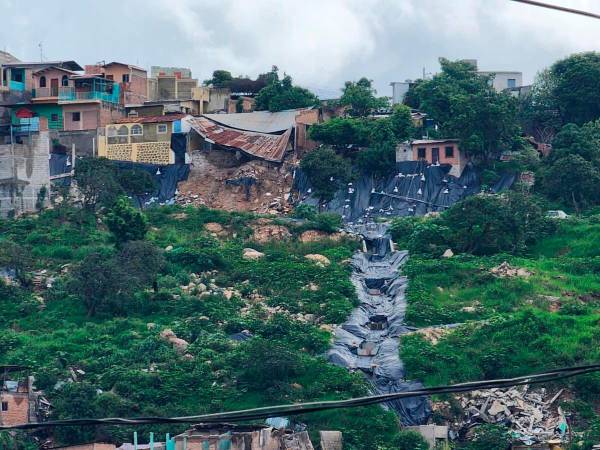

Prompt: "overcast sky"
[2,0,600,98]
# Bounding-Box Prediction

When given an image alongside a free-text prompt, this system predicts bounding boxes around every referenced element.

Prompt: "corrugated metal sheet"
[203,108,312,134]
[187,116,292,163]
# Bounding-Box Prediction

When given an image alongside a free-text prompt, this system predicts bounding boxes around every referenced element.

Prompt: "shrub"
[105,197,149,246]
[392,430,429,450]
[300,147,352,202]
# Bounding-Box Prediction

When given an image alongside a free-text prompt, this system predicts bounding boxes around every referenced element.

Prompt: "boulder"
[243,248,265,260]
[299,230,343,243]
[304,254,331,267]
[165,245,174,252]
[442,248,454,258]
[204,222,224,233]
[251,224,291,244]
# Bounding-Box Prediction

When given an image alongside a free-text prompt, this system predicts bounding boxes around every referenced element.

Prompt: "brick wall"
[0,392,29,426]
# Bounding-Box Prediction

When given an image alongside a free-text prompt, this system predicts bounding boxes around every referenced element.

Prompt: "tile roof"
[187,116,292,163]
[114,114,186,124]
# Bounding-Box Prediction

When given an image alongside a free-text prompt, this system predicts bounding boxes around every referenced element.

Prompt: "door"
[432,147,440,164]
[50,78,59,96]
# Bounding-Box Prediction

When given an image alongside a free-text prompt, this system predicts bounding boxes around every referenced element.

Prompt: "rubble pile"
[457,386,567,444]
[175,190,207,207]
[491,261,533,278]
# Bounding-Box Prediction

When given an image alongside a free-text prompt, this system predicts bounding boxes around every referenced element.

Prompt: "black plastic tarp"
[294,161,514,222]
[328,223,431,426]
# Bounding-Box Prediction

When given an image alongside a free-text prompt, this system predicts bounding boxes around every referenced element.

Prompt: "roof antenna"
[38,42,43,62]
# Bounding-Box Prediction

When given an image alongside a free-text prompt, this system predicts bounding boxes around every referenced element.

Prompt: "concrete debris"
[243,248,265,260]
[298,230,344,243]
[491,261,533,278]
[405,326,452,345]
[456,386,568,444]
[304,254,331,267]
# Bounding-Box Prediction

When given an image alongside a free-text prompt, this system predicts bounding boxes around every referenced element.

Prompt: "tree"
[392,430,429,450]
[204,69,233,88]
[464,424,511,450]
[549,120,600,165]
[415,58,522,162]
[0,241,32,285]
[71,252,119,317]
[105,197,149,246]
[389,104,414,140]
[549,52,600,125]
[339,77,388,117]
[308,117,372,148]
[300,147,352,202]
[541,154,600,213]
[74,157,122,210]
[117,240,164,290]
[254,68,319,112]
[117,169,157,197]
[519,68,562,142]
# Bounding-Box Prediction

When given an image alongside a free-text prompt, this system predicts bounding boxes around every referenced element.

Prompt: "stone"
[250,224,291,244]
[243,248,265,260]
[204,222,224,233]
[165,245,173,252]
[197,283,207,292]
[442,249,454,258]
[147,323,156,330]
[304,254,331,267]
[299,230,343,243]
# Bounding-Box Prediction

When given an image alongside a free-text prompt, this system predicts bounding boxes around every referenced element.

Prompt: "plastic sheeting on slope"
[328,222,431,426]
[109,161,190,208]
[294,161,515,222]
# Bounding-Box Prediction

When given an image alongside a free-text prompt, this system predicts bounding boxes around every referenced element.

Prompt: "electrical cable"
[2,364,599,431]
[509,0,600,20]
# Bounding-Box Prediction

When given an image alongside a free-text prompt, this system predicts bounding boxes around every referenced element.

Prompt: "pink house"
[85,62,148,105]
[397,139,467,177]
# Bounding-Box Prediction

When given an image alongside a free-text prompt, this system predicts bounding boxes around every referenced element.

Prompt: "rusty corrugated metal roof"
[114,114,186,124]
[187,116,291,163]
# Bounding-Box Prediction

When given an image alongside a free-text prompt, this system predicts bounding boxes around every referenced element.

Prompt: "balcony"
[32,87,60,99]
[59,82,120,104]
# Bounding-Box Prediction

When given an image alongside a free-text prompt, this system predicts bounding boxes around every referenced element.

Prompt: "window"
[107,126,117,137]
[131,124,143,136]
[105,74,114,81]
[61,75,69,87]
[117,125,129,136]
[122,74,130,83]
[417,147,426,159]
[72,112,81,122]
[445,146,454,158]
[50,113,59,122]
[157,124,168,134]
[507,78,517,88]
[39,76,47,88]
[1,402,8,412]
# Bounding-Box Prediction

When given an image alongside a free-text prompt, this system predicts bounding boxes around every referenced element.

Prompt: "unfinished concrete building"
[0,365,51,426]
[0,127,50,217]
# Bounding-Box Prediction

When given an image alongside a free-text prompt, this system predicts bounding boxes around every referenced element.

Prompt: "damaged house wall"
[0,130,50,217]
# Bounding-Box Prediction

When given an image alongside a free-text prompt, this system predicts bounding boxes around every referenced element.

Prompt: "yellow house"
[98,114,186,165]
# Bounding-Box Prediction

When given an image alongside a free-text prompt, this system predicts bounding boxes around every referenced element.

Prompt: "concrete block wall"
[0,131,50,217]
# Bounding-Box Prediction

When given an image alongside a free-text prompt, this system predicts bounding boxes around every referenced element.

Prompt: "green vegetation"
[399,216,600,437]
[0,205,405,449]
[338,77,388,117]
[254,67,319,112]
[299,147,352,202]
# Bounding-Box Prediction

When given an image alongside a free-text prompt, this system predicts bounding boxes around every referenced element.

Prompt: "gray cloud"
[1,0,599,97]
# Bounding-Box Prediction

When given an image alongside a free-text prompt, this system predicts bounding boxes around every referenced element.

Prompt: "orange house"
[405,139,467,177]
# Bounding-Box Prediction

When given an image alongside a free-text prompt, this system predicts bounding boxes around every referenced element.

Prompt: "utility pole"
[38,43,43,62]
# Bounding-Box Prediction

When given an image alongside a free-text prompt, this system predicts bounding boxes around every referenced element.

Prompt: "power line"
[2,364,599,431]
[509,0,600,20]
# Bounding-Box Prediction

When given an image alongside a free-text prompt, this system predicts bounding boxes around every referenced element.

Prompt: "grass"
[0,205,402,450]
[400,217,600,430]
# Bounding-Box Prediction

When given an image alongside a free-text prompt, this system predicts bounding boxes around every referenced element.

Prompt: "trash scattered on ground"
[491,261,533,278]
[455,386,568,445]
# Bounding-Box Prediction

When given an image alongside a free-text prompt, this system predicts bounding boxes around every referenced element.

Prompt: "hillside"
[0,206,401,449]
[400,216,600,440]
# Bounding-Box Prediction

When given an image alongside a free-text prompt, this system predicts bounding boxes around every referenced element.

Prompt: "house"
[49,445,116,450]
[479,70,523,92]
[390,80,415,105]
[227,95,256,113]
[148,66,198,101]
[397,139,466,177]
[85,62,148,105]
[173,425,315,450]
[201,107,320,154]
[98,114,187,165]
[0,365,51,426]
